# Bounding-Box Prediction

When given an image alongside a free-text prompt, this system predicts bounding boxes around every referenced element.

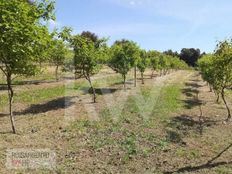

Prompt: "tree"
[198,40,232,121]
[0,0,55,133]
[113,39,140,87]
[109,40,139,90]
[50,39,68,81]
[163,49,179,58]
[170,56,189,71]
[70,34,106,103]
[180,48,201,67]
[159,55,170,76]
[137,50,149,84]
[213,41,232,121]
[147,50,161,78]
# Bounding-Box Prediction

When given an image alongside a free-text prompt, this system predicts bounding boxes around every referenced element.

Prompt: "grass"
[1,70,232,174]
[0,73,127,111]
[63,83,184,170]
[93,73,134,88]
[0,67,60,85]
[0,82,83,111]
[0,67,132,110]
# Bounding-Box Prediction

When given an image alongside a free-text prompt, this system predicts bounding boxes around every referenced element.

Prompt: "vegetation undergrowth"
[64,83,183,167]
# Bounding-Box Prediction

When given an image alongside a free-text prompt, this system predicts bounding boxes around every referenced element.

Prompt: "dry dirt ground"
[0,70,232,174]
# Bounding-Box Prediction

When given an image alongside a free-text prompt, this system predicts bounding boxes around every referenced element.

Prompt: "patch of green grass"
[65,83,184,167]
[215,166,232,174]
[0,82,83,110]
[0,72,58,86]
[175,148,201,160]
[153,85,182,119]
[93,74,134,88]
[17,86,66,104]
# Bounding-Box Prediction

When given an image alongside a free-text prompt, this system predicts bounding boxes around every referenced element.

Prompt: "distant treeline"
[163,48,205,67]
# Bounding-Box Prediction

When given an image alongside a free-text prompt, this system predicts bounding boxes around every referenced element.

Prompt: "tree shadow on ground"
[185,82,204,88]
[0,80,59,91]
[15,96,76,115]
[81,87,119,95]
[189,79,202,82]
[146,74,159,78]
[181,98,203,109]
[15,80,57,85]
[181,81,204,109]
[137,77,153,80]
[20,80,58,86]
[113,81,134,86]
[164,143,232,174]
[0,113,8,117]
[0,85,8,90]
[165,115,219,144]
[164,161,232,174]
[182,87,199,96]
[0,131,15,135]
[181,87,203,109]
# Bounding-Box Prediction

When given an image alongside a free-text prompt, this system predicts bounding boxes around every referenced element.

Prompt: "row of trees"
[58,29,189,103]
[198,40,232,122]
[0,0,188,133]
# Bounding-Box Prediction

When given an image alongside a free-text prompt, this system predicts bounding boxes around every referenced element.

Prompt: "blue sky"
[51,0,232,53]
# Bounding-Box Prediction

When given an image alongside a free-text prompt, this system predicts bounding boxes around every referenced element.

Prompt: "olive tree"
[0,0,55,133]
[109,40,140,90]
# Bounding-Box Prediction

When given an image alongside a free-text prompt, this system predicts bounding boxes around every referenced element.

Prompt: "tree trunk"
[123,74,126,91]
[210,86,213,92]
[141,72,144,84]
[87,77,96,103]
[151,70,154,79]
[74,66,78,80]
[160,70,162,76]
[74,71,78,80]
[134,66,137,87]
[216,93,220,104]
[7,74,16,134]
[221,89,231,121]
[55,65,59,82]
[39,61,42,69]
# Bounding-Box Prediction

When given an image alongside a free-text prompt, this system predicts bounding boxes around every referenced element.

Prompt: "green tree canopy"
[71,33,107,102]
[109,40,140,89]
[137,50,149,84]
[49,39,69,81]
[198,40,232,121]
[0,0,55,133]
